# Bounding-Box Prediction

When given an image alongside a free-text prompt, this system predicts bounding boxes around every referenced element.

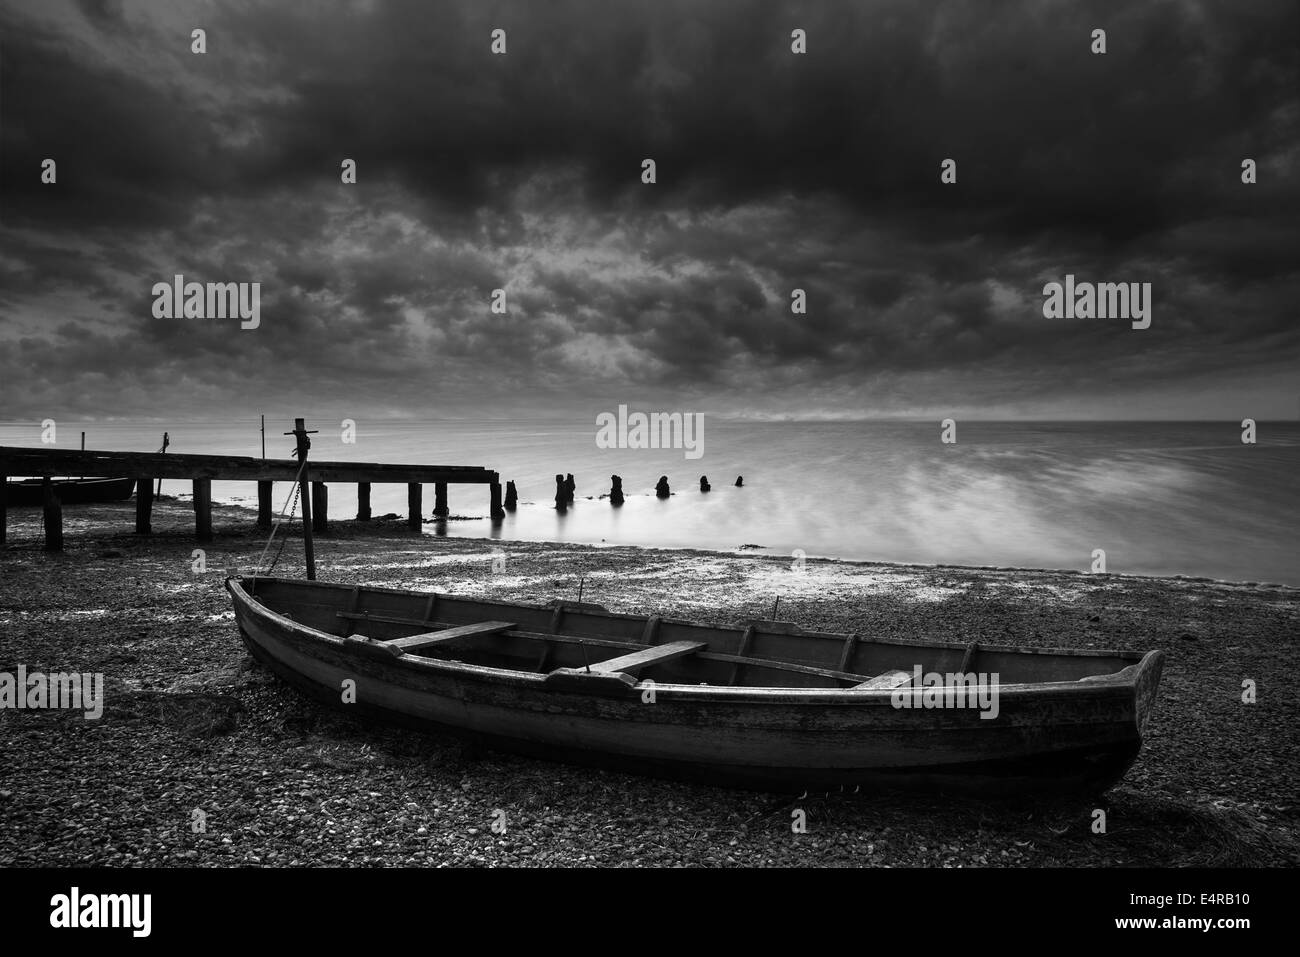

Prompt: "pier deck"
[0,445,504,549]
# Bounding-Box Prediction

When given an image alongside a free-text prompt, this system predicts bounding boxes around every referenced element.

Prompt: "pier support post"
[257,480,273,529]
[433,481,448,518]
[136,477,154,534]
[43,478,63,552]
[408,483,422,531]
[504,480,517,511]
[193,479,212,542]
[0,473,6,545]
[490,480,504,520]
[357,482,371,521]
[312,482,328,534]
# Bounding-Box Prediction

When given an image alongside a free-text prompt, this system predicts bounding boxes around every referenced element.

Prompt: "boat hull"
[5,476,135,505]
[229,577,1163,797]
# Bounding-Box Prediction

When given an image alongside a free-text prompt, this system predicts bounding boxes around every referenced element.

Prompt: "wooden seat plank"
[588,640,706,675]
[385,620,516,654]
[851,669,914,691]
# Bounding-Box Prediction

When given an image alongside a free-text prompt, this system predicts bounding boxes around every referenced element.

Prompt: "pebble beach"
[1,498,1297,867]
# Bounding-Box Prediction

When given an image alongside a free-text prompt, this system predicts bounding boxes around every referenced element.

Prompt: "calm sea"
[4,419,1297,585]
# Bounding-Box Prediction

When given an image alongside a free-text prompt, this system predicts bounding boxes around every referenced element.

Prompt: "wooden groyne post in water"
[655,476,670,499]
[504,481,517,511]
[554,474,567,512]
[609,475,624,505]
[433,481,449,518]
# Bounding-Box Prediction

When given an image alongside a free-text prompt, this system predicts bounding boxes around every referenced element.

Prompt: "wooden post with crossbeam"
[287,418,318,580]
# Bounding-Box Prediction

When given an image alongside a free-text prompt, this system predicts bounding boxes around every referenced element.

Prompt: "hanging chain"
[253,456,308,577]
[263,477,302,576]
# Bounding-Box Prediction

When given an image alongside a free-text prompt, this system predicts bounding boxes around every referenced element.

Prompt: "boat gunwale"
[233,575,1146,661]
[228,576,1158,704]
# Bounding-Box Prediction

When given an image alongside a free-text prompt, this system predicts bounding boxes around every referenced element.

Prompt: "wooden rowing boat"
[227,575,1164,796]
[4,476,135,506]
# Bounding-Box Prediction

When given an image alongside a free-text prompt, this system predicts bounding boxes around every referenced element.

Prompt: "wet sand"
[1,499,1297,866]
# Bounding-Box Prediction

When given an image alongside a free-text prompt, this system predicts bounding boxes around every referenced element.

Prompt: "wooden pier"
[0,444,504,550]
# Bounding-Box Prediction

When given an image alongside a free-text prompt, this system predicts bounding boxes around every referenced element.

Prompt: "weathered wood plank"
[340,586,361,638]
[337,609,441,630]
[589,641,706,675]
[727,625,755,686]
[837,633,858,673]
[699,651,873,685]
[641,616,661,645]
[851,669,914,691]
[0,446,497,485]
[385,621,517,654]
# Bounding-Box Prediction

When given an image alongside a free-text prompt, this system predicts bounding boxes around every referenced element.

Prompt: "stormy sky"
[1,0,1296,423]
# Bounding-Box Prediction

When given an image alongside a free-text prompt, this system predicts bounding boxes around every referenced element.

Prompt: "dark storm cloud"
[0,0,1296,420]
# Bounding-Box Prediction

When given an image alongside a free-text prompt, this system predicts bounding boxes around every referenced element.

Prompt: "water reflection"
[5,419,1293,583]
